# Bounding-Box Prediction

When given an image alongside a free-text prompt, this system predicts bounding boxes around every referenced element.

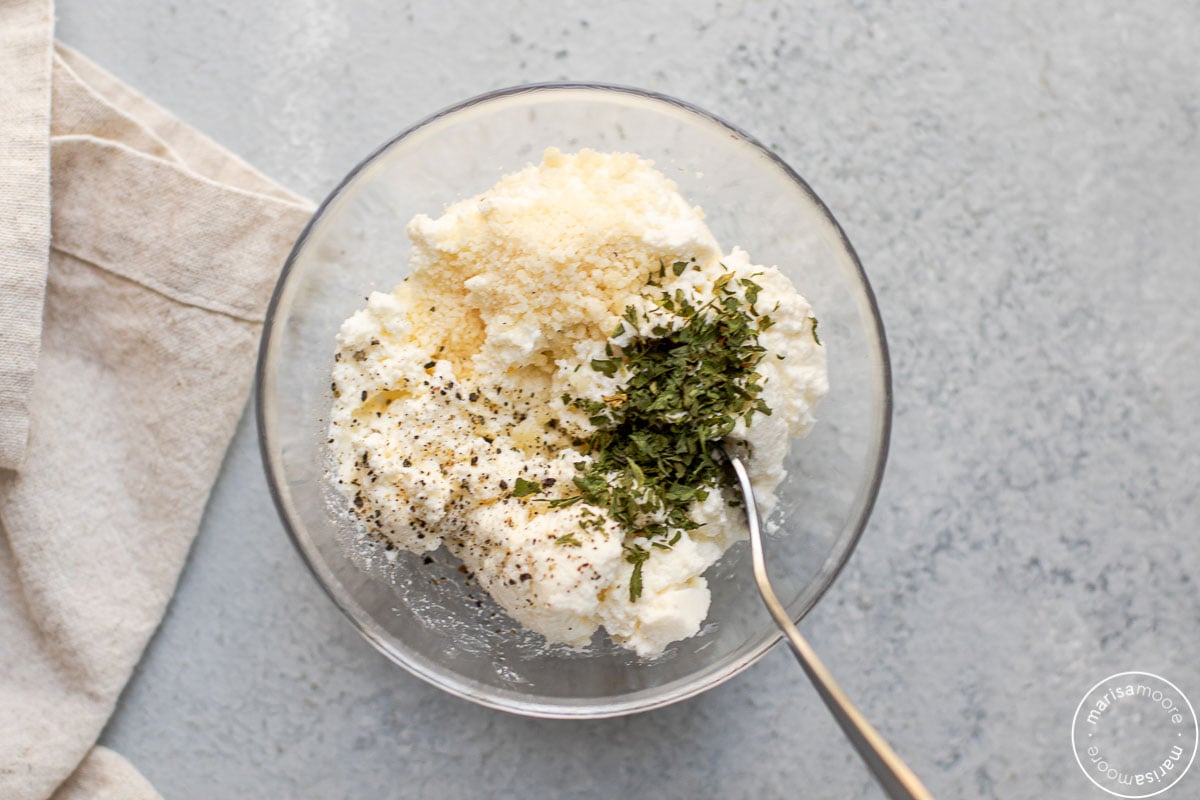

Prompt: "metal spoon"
[725,451,935,800]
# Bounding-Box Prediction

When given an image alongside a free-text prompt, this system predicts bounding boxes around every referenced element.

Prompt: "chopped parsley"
[625,546,650,602]
[544,494,583,508]
[564,267,775,602]
[512,477,542,498]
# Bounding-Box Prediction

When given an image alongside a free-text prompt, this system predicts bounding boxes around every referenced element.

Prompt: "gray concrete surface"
[56,1,1200,797]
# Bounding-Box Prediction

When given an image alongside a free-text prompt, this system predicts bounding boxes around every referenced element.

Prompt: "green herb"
[590,358,620,378]
[512,477,542,498]
[555,533,582,547]
[739,277,762,306]
[625,546,650,601]
[810,315,821,345]
[561,267,775,600]
[672,260,688,276]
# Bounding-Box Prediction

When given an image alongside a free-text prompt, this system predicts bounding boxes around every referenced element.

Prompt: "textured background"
[56,1,1200,798]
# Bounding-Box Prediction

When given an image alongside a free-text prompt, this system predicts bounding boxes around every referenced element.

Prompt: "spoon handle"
[727,454,934,800]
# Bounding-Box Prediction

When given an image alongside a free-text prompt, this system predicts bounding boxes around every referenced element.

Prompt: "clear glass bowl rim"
[255,81,893,719]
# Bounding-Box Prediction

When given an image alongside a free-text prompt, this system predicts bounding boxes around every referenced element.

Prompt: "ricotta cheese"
[329,148,827,657]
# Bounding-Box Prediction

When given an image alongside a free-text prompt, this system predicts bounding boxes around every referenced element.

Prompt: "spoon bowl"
[256,83,892,717]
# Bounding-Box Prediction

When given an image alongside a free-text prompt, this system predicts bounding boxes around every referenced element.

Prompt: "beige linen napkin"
[0,0,53,471]
[0,5,314,798]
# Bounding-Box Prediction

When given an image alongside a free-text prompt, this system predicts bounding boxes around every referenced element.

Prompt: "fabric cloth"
[0,10,313,799]
[0,0,53,470]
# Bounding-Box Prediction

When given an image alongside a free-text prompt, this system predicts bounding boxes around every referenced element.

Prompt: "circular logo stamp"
[1072,671,1198,797]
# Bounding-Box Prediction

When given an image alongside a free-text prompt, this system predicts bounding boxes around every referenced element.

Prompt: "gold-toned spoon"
[725,451,935,800]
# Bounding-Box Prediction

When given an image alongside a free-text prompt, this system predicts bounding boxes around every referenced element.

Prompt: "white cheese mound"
[329,148,827,657]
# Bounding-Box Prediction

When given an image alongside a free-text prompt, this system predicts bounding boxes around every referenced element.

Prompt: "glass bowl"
[256,84,891,719]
